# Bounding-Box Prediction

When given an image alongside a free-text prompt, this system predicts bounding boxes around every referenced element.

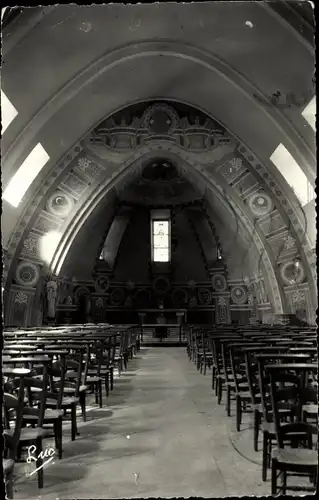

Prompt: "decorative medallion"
[15,261,40,287]
[283,235,296,251]
[22,235,39,255]
[78,156,92,170]
[212,274,227,292]
[231,286,248,304]
[172,288,188,307]
[141,103,179,134]
[94,275,110,293]
[110,287,125,306]
[77,156,104,179]
[46,191,74,218]
[229,157,243,171]
[291,290,306,306]
[153,277,170,295]
[198,288,212,305]
[14,291,28,304]
[247,192,273,217]
[280,260,305,286]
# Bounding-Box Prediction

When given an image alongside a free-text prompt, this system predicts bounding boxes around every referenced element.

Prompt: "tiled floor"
[11,347,293,498]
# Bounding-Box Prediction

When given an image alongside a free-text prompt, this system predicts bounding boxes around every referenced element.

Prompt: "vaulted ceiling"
[1,3,316,320]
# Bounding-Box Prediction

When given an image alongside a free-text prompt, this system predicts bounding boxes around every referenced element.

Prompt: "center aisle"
[14,347,269,499]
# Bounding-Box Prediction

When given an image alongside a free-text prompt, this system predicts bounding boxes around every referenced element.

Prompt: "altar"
[137,308,187,325]
[138,309,186,343]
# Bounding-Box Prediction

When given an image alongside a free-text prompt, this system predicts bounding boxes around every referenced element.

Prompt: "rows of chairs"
[186,324,318,495]
[2,323,140,498]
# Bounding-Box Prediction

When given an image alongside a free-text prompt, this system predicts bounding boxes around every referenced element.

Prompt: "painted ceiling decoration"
[2,4,315,325]
[3,99,316,322]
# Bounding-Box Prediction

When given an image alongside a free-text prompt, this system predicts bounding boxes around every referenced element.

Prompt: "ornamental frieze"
[89,103,232,152]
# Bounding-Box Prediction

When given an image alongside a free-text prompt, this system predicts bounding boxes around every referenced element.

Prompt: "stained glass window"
[152,220,170,262]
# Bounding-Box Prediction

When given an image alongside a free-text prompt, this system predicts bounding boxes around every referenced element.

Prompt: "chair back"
[49,354,67,407]
[229,345,248,392]
[3,390,25,460]
[23,364,49,427]
[87,341,103,376]
[244,352,260,405]
[221,342,232,383]
[269,370,309,448]
[64,350,84,397]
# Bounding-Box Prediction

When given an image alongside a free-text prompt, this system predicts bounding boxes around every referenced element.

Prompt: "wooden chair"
[113,334,125,376]
[257,356,312,482]
[85,341,104,408]
[3,377,26,498]
[13,365,52,488]
[269,371,318,495]
[122,331,131,370]
[229,345,255,432]
[207,333,217,391]
[98,336,118,396]
[211,338,226,403]
[22,356,65,459]
[244,351,263,451]
[199,331,213,375]
[221,342,238,416]
[46,353,83,441]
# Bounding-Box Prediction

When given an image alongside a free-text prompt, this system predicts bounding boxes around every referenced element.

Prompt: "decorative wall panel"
[215,296,231,324]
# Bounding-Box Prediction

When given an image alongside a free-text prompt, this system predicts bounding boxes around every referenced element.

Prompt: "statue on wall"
[46,275,58,319]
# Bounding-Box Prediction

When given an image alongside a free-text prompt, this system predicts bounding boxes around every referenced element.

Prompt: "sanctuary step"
[141,327,187,347]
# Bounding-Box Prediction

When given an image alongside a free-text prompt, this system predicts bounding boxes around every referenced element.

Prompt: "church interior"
[1,3,317,498]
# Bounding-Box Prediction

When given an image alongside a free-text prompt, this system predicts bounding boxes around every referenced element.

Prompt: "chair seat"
[47,397,79,407]
[64,385,87,392]
[251,403,263,412]
[272,448,318,467]
[3,458,15,474]
[23,409,64,421]
[262,421,276,434]
[236,389,255,398]
[7,426,52,441]
[86,375,102,383]
[302,404,318,415]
